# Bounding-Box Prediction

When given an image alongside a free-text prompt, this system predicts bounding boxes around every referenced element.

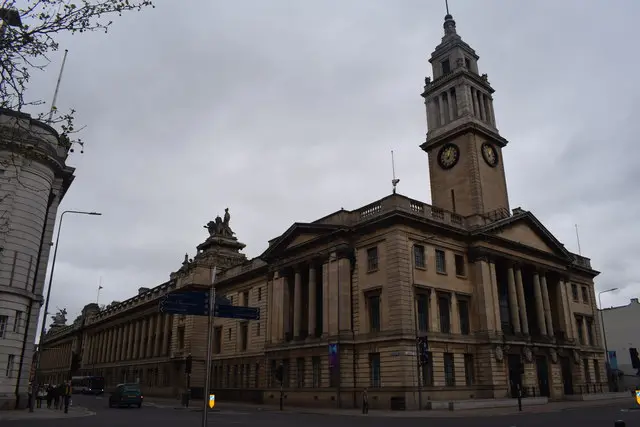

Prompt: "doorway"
[507,354,523,398]
[560,356,573,395]
[536,355,550,397]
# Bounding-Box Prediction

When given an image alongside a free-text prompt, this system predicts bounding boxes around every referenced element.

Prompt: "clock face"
[481,142,499,167]
[438,144,460,169]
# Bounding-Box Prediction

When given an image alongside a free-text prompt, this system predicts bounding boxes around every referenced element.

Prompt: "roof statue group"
[204,208,235,238]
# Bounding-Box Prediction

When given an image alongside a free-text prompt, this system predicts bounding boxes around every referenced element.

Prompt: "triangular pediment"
[260,223,344,261]
[478,211,571,259]
[494,223,557,254]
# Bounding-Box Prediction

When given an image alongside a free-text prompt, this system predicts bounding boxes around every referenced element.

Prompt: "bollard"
[517,384,522,412]
[279,385,284,411]
[614,420,625,427]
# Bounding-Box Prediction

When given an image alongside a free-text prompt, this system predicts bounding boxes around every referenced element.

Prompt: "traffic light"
[275,364,284,383]
[185,354,193,374]
[416,336,429,365]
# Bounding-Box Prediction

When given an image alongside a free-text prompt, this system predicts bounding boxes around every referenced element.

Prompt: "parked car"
[108,383,143,408]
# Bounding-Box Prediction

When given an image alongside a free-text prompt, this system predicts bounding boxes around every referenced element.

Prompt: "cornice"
[420,120,509,152]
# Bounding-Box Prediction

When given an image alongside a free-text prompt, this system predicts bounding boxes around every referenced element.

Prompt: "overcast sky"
[25,0,640,326]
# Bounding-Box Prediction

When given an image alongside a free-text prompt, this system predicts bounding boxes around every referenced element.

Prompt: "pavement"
[1,394,639,427]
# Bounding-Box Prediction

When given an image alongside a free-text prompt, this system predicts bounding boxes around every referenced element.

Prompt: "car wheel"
[137,403,142,408]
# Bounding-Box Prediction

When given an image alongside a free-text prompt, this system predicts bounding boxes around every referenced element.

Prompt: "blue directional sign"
[215,304,260,321]
[158,291,210,316]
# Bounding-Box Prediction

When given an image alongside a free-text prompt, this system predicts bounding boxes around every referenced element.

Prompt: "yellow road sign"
[209,394,216,409]
[635,390,640,406]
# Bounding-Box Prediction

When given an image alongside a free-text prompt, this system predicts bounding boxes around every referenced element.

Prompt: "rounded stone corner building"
[39,13,607,411]
[0,108,75,410]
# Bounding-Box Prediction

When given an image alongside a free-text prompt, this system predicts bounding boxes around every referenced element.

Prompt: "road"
[4,395,639,427]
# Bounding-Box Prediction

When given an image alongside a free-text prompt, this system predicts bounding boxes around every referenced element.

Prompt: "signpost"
[156,273,261,427]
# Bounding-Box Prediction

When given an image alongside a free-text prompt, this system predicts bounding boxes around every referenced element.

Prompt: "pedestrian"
[63,381,72,414]
[37,387,45,408]
[53,384,61,410]
[361,387,369,414]
[46,385,53,408]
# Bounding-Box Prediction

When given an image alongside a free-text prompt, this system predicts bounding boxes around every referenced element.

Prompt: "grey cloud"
[27,0,640,324]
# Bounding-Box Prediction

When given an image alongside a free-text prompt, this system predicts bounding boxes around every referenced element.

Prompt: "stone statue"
[51,309,67,326]
[424,76,431,85]
[182,253,189,266]
[204,209,235,238]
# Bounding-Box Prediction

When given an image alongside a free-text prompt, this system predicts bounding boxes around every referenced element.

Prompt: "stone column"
[127,322,135,359]
[429,289,439,332]
[147,316,155,356]
[338,257,352,333]
[308,266,317,337]
[139,317,148,359]
[439,93,447,124]
[581,317,589,345]
[451,293,460,334]
[540,274,554,337]
[283,275,291,339]
[514,266,529,335]
[133,320,141,359]
[532,272,547,335]
[447,90,455,121]
[322,261,331,336]
[109,328,116,362]
[506,267,521,333]
[293,269,302,338]
[489,261,501,332]
[154,315,163,356]
[113,328,121,363]
[162,314,171,356]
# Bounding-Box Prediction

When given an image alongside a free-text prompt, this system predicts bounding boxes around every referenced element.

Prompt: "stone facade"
[38,13,607,410]
[0,108,75,410]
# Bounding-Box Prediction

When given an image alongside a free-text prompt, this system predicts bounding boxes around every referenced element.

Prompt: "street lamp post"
[598,287,618,365]
[30,210,101,412]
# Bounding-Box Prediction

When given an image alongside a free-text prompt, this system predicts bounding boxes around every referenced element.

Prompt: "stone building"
[39,13,606,409]
[0,108,75,409]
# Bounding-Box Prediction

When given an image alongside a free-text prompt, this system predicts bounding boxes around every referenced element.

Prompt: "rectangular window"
[458,299,470,335]
[178,326,185,349]
[581,286,589,304]
[243,291,249,306]
[367,293,381,332]
[416,293,429,332]
[594,359,601,383]
[571,283,579,301]
[414,245,426,268]
[257,287,262,301]
[240,322,248,351]
[5,354,15,377]
[576,316,585,344]
[444,353,455,386]
[296,357,305,388]
[214,327,222,354]
[13,311,22,333]
[421,352,433,386]
[441,58,451,74]
[256,322,261,337]
[454,254,466,277]
[583,359,591,383]
[269,360,276,387]
[586,318,594,346]
[282,359,290,387]
[439,295,451,334]
[435,250,446,274]
[0,315,7,338]
[369,353,381,388]
[464,57,471,69]
[367,247,379,272]
[312,357,321,387]
[464,354,475,385]
[254,363,260,387]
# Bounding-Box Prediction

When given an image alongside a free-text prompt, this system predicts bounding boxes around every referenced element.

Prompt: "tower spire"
[445,0,450,15]
[443,1,457,37]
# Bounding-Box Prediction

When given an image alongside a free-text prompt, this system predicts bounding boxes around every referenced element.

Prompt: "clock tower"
[420,13,510,222]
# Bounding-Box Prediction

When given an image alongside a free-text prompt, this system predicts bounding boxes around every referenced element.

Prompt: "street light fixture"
[598,287,618,365]
[30,210,102,412]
